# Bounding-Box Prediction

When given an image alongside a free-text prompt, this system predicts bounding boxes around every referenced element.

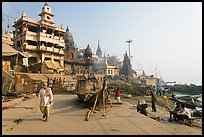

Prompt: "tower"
[126,39,133,58]
[64,26,75,49]
[96,40,102,58]
[38,2,54,26]
[119,51,132,80]
[84,44,93,75]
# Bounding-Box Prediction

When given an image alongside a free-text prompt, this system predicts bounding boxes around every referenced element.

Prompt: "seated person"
[171,93,176,98]
[176,102,191,123]
[169,101,181,122]
[137,99,148,116]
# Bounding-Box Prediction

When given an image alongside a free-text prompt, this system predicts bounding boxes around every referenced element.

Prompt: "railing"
[26,31,37,36]
[47,47,53,52]
[53,48,59,52]
[59,50,64,54]
[26,35,38,41]
[40,46,46,51]
[25,45,37,50]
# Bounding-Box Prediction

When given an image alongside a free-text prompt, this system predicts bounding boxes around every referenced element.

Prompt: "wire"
[2,12,17,19]
[9,2,21,14]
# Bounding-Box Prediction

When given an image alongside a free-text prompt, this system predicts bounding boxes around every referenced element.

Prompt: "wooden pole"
[86,92,99,121]
[8,79,13,93]
[92,93,99,114]
[86,77,107,121]
[102,89,106,116]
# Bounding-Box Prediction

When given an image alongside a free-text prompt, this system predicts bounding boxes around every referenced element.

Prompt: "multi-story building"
[12,3,65,73]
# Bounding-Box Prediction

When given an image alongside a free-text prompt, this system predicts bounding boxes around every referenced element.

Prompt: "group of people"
[36,83,122,122]
[47,77,66,86]
[169,101,192,123]
[35,83,191,124]
[138,87,192,125]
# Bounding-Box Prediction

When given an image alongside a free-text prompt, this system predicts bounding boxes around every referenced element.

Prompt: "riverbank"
[2,92,202,130]
[2,94,202,135]
[120,94,202,129]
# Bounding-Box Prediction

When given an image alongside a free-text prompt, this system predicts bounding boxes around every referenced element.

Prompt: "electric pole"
[126,39,133,58]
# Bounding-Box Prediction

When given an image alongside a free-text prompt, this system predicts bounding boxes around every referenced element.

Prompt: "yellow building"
[105,65,119,76]
[12,3,65,73]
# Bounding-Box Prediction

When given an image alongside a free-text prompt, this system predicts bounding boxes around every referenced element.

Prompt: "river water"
[174,93,202,103]
[173,93,202,112]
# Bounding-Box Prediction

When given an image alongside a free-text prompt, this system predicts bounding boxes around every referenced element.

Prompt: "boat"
[170,94,202,109]
[75,75,111,121]
[75,75,108,105]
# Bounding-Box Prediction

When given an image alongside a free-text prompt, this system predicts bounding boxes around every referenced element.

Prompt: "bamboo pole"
[92,93,99,114]
[8,79,13,93]
[102,89,106,116]
[85,77,107,121]
[86,92,99,121]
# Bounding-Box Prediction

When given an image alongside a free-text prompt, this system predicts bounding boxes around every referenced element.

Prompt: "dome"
[64,26,74,49]
[85,44,92,57]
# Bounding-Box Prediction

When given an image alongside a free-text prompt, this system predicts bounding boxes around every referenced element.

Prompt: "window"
[54,30,59,36]
[44,57,51,61]
[47,29,52,34]
[28,25,37,33]
[27,40,37,46]
[108,70,110,75]
[16,41,21,48]
[17,27,22,35]
[54,44,58,48]
[47,42,52,47]
[47,16,50,20]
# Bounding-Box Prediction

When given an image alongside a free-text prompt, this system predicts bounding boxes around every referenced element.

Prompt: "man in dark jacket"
[150,90,157,112]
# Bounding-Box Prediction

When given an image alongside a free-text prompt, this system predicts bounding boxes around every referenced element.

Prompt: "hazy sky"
[2,2,202,85]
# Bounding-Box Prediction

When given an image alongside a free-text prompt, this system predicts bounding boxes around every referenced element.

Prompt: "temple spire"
[66,26,69,32]
[96,40,102,58]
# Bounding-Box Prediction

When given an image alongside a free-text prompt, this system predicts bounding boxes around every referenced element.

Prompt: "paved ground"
[2,94,202,135]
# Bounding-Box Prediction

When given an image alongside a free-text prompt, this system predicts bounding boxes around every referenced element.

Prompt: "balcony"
[53,48,59,53]
[40,33,46,37]
[47,47,53,52]
[59,50,64,55]
[26,31,37,36]
[39,46,46,51]
[54,36,60,40]
[25,44,37,51]
[26,35,38,41]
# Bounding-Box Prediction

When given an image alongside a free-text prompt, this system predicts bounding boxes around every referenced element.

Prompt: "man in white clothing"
[36,82,53,122]
[177,102,191,123]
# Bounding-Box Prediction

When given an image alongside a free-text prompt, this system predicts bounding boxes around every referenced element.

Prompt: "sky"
[2,2,202,86]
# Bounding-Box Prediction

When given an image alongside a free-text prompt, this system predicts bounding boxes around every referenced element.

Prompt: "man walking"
[150,90,157,112]
[36,82,53,122]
